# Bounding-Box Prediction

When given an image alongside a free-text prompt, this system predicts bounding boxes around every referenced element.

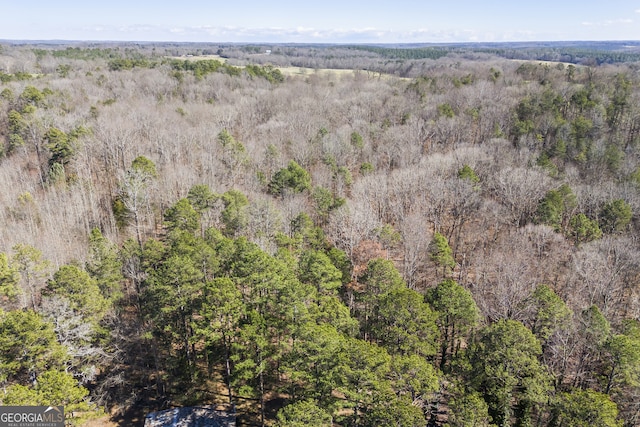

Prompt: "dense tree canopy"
[1,42,640,426]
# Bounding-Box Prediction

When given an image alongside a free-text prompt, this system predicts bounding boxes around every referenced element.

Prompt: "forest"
[1,41,640,426]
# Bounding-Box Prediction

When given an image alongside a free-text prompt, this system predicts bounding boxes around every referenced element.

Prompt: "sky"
[2,1,640,43]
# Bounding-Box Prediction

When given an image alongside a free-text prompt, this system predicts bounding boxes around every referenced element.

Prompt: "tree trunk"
[224,334,234,408]
[605,364,616,395]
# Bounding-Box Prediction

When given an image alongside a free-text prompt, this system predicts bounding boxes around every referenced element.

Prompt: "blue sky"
[2,1,640,43]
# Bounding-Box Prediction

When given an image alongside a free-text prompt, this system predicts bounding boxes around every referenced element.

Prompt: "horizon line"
[2,39,640,46]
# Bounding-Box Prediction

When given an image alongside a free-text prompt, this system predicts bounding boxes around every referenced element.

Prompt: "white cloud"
[582,18,633,27]
[606,19,633,25]
[159,25,407,42]
[71,23,361,42]
[41,23,606,43]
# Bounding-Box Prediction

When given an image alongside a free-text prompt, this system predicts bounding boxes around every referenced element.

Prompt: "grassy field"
[277,65,357,78]
[168,54,228,62]
[168,54,372,79]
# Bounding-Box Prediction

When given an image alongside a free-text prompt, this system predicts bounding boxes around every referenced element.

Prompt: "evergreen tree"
[468,319,551,427]
[45,264,109,322]
[550,389,623,427]
[44,127,74,168]
[232,310,273,427]
[356,258,406,340]
[283,322,348,408]
[446,391,493,427]
[164,198,200,234]
[599,199,632,233]
[526,284,572,343]
[12,244,51,309]
[568,213,602,244]
[187,183,217,213]
[371,287,439,357]
[297,250,342,296]
[130,155,158,178]
[309,295,359,337]
[0,253,21,305]
[196,277,245,405]
[603,320,640,395]
[3,369,98,425]
[143,249,204,380]
[338,338,392,426]
[458,164,480,183]
[85,228,123,303]
[268,160,312,196]
[276,399,333,427]
[429,232,455,276]
[535,184,576,231]
[388,353,439,406]
[0,309,68,384]
[220,189,249,237]
[426,279,480,371]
